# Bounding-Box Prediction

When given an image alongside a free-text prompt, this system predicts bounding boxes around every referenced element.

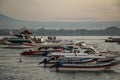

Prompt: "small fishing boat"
[21,45,63,56]
[52,60,120,71]
[39,56,97,67]
[39,51,108,67]
[52,52,118,64]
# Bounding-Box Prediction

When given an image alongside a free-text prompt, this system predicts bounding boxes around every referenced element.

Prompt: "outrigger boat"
[39,56,98,67]
[51,59,120,71]
[39,51,115,67]
[21,45,63,56]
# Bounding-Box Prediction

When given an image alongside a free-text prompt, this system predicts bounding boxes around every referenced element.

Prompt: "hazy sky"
[0,0,120,22]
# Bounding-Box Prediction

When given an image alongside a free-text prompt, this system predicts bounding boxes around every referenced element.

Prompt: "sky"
[0,0,120,29]
[0,0,120,21]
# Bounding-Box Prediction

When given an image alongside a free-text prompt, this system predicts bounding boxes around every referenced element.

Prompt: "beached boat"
[52,60,120,71]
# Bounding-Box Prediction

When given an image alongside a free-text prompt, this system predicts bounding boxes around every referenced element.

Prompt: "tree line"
[0,26,120,36]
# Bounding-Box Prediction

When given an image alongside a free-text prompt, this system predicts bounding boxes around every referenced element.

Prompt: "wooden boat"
[52,52,118,64]
[39,57,97,67]
[52,60,120,71]
[39,52,108,67]
[21,45,63,56]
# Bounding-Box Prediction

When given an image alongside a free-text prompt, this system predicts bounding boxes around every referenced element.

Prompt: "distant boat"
[7,37,31,43]
[6,30,32,44]
[1,29,36,49]
[105,37,120,43]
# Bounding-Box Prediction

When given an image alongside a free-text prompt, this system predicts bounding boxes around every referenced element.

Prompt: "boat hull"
[21,50,61,56]
[55,60,120,71]
[45,58,97,67]
[21,51,51,56]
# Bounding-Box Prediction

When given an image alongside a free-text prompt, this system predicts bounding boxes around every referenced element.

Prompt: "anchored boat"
[52,60,120,71]
[39,56,97,67]
[21,45,63,56]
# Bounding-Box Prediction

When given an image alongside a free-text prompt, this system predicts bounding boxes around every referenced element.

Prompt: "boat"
[1,29,36,49]
[21,45,63,56]
[105,37,120,43]
[7,29,32,43]
[53,51,118,62]
[51,60,120,71]
[38,43,119,66]
[39,51,115,67]
[39,54,98,67]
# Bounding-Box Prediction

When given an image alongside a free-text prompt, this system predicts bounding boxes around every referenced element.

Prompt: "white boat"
[39,57,97,67]
[51,52,106,59]
[52,60,120,71]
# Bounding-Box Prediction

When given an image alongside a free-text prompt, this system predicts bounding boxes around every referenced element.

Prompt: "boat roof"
[64,55,105,58]
[20,29,32,34]
[52,52,88,56]
[51,53,105,58]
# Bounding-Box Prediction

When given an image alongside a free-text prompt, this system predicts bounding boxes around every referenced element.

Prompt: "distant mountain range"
[0,14,42,29]
[0,14,120,30]
[0,14,120,36]
[0,26,120,36]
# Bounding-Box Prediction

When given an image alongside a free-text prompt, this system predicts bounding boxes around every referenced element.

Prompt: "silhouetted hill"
[0,14,26,29]
[0,14,120,30]
[0,14,120,36]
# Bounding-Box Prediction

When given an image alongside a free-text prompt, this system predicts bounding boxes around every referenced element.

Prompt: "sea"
[0,36,120,80]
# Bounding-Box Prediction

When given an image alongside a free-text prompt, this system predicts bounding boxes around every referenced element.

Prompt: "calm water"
[0,36,120,80]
